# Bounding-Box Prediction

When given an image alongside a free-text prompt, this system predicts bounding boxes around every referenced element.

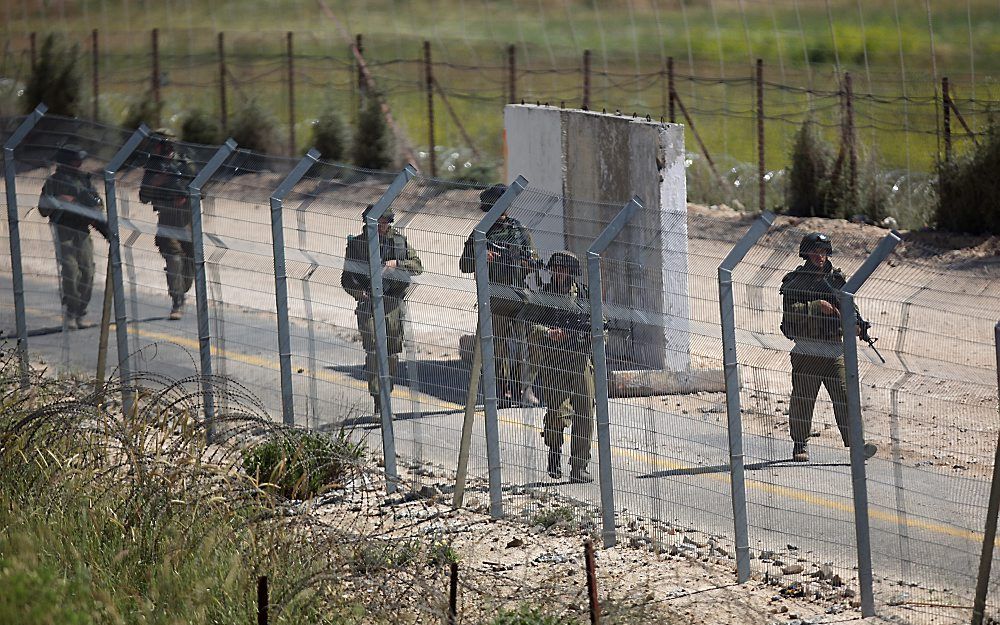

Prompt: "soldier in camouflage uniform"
[459,184,542,408]
[38,145,109,329]
[780,232,877,463]
[341,208,423,414]
[139,129,195,320]
[528,251,595,483]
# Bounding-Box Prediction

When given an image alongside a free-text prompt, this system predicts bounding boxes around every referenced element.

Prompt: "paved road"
[2,272,996,610]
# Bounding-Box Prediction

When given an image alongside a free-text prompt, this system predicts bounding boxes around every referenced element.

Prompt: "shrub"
[489,605,569,625]
[935,121,1000,234]
[447,163,498,185]
[180,108,222,145]
[242,428,365,499]
[22,33,82,117]
[351,93,393,170]
[786,119,835,217]
[312,108,348,162]
[229,98,279,154]
[530,505,575,530]
[122,91,161,130]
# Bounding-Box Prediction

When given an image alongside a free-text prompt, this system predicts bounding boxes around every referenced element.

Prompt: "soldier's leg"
[492,313,515,403]
[568,367,596,473]
[180,240,196,298]
[516,317,539,405]
[75,234,95,318]
[384,305,403,397]
[823,356,852,447]
[358,307,379,399]
[56,229,81,317]
[156,236,183,303]
[789,353,823,446]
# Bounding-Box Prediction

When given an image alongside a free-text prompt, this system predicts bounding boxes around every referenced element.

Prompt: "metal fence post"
[103,125,150,417]
[188,139,237,440]
[839,230,901,618]
[473,177,528,518]
[971,320,1000,625]
[588,196,643,548]
[365,166,417,494]
[3,104,46,389]
[269,149,318,427]
[717,211,774,583]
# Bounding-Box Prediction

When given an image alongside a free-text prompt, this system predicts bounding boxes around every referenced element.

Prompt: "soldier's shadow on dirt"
[637,458,849,479]
[327,357,475,408]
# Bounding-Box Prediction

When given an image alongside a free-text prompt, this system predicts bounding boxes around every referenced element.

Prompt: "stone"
[782,564,805,575]
[506,537,524,548]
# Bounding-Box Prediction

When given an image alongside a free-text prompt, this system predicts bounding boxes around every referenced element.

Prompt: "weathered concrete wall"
[504,104,690,372]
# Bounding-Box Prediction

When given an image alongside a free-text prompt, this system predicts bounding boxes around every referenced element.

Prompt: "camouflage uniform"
[38,147,109,327]
[341,217,423,407]
[459,185,540,406]
[139,133,195,319]
[526,251,595,482]
[780,233,874,462]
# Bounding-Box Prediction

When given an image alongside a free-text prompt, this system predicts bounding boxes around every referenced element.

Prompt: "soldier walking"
[38,145,109,328]
[528,251,595,483]
[780,232,877,462]
[341,208,423,415]
[139,129,195,320]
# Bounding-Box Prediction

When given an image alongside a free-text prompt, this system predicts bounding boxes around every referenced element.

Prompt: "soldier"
[780,232,877,463]
[38,145,109,329]
[341,208,423,414]
[139,129,195,320]
[459,184,542,408]
[528,251,595,483]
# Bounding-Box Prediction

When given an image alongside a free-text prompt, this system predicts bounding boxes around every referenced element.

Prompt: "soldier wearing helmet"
[342,206,423,414]
[526,250,595,482]
[38,144,109,329]
[459,183,542,407]
[780,232,876,463]
[139,128,196,320]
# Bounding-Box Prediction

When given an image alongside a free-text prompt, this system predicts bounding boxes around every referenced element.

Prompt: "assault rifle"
[857,315,885,363]
[487,240,544,272]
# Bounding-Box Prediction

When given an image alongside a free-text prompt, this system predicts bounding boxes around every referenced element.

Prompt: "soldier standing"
[780,232,877,463]
[341,208,423,415]
[528,251,595,483]
[38,145,109,328]
[139,129,195,320]
[459,184,542,408]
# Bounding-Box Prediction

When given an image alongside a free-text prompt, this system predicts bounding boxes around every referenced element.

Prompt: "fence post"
[286,31,295,157]
[188,139,237,441]
[971,320,1000,625]
[472,177,529,518]
[102,125,150,418]
[667,56,675,123]
[756,59,765,212]
[270,149,319,427]
[29,32,36,70]
[356,33,365,109]
[840,230,902,619]
[942,77,951,162]
[587,196,642,548]
[217,32,227,132]
[365,166,417,494]
[151,28,161,127]
[845,72,856,206]
[3,104,46,389]
[718,211,775,583]
[91,29,99,121]
[582,49,591,110]
[507,44,516,104]
[257,575,268,625]
[424,40,436,178]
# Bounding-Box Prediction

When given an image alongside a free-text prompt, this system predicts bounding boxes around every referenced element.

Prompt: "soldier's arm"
[340,240,370,301]
[458,234,476,274]
[398,235,424,276]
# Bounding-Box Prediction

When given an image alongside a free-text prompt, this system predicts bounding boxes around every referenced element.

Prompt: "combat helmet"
[799,232,833,258]
[479,183,507,211]
[547,250,581,275]
[55,144,87,165]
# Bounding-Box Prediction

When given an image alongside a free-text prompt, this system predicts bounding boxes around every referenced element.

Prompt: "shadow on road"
[636,458,849,479]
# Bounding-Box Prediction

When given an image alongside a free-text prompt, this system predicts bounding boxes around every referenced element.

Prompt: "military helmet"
[379,208,395,223]
[799,232,833,258]
[55,144,87,165]
[479,183,507,211]
[548,250,581,275]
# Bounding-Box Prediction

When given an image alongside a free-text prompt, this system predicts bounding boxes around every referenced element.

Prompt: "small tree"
[22,34,82,117]
[311,107,347,162]
[351,94,393,170]
[180,108,222,145]
[786,119,835,217]
[229,98,279,154]
[936,121,1000,234]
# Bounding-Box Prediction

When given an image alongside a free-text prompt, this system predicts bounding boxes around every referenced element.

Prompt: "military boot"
[372,395,381,415]
[569,466,593,483]
[546,449,562,479]
[792,442,809,462]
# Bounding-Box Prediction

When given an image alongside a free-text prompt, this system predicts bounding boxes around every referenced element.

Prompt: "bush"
[489,606,570,625]
[180,108,222,145]
[122,91,161,130]
[786,119,836,217]
[242,428,365,499]
[351,93,393,170]
[312,108,348,162]
[935,121,1000,234]
[22,33,82,117]
[447,163,498,185]
[229,98,279,154]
